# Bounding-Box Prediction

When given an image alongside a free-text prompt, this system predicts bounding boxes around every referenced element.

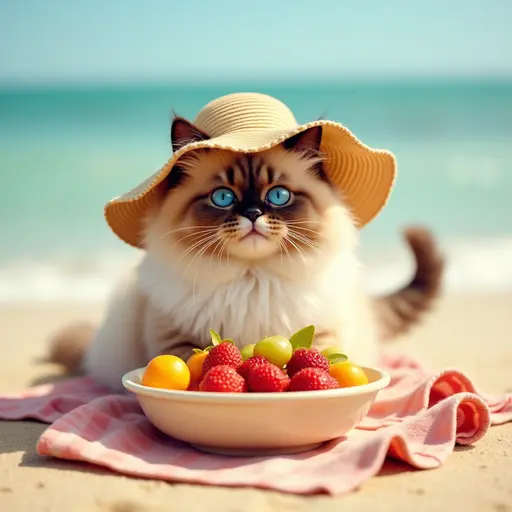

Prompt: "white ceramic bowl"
[122,366,390,456]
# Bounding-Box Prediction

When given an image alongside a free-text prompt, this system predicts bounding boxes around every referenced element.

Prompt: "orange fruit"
[141,355,190,391]
[186,350,209,383]
[329,361,369,388]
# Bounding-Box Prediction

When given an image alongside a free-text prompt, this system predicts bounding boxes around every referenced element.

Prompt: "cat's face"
[144,117,356,273]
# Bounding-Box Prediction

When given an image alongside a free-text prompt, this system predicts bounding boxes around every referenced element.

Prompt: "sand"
[1,295,511,512]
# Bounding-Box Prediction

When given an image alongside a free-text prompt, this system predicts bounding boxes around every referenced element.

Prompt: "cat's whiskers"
[285,219,323,226]
[184,237,221,303]
[172,229,219,249]
[277,239,289,264]
[209,237,225,268]
[286,229,321,251]
[287,237,319,258]
[281,238,292,262]
[173,233,219,266]
[174,235,217,265]
[159,225,218,239]
[286,224,325,238]
[217,238,228,266]
[285,236,314,266]
[188,238,222,302]
[226,238,233,269]
[287,236,320,256]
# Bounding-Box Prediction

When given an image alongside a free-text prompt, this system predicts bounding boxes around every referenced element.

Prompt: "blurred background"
[1,0,511,304]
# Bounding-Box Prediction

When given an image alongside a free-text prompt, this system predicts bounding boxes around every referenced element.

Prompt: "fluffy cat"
[48,117,444,391]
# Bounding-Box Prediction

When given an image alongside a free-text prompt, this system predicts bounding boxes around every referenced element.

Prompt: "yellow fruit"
[329,361,369,388]
[141,355,191,391]
[186,350,208,383]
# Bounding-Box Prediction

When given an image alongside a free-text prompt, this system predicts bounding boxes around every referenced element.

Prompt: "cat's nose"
[243,207,263,222]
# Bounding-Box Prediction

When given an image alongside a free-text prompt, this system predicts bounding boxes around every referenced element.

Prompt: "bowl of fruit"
[122,326,390,456]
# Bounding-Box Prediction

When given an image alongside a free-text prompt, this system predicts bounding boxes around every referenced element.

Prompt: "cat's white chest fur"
[142,262,330,346]
[85,246,378,392]
[138,249,374,358]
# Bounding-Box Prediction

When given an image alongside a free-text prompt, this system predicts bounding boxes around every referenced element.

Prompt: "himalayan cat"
[49,117,444,392]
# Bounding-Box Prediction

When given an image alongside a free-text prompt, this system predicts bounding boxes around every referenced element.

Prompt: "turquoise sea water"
[1,81,511,301]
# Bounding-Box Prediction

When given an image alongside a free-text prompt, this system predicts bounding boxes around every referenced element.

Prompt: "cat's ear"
[283,126,330,184]
[171,116,211,152]
[282,126,322,153]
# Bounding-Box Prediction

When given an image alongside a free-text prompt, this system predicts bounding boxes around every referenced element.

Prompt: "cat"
[48,117,444,392]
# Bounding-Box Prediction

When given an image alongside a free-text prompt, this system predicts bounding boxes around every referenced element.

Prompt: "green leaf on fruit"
[210,329,222,346]
[192,348,204,354]
[328,353,349,364]
[222,338,235,344]
[289,325,315,350]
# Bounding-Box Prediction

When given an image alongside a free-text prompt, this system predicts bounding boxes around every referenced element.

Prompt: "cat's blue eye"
[265,186,291,207]
[211,187,236,208]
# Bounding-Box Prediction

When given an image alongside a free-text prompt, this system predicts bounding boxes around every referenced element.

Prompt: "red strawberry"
[199,365,247,393]
[237,356,270,380]
[188,381,200,391]
[288,368,339,391]
[247,363,290,392]
[202,341,243,376]
[286,348,329,378]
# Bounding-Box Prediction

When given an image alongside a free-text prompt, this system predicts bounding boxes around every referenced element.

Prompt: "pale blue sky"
[1,0,511,86]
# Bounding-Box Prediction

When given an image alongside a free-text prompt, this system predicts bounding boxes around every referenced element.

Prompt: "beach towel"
[0,354,510,496]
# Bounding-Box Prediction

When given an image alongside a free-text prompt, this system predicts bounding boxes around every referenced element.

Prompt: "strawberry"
[202,341,243,376]
[237,356,270,380]
[288,368,339,392]
[199,365,247,393]
[286,348,329,378]
[247,363,290,392]
[188,381,200,391]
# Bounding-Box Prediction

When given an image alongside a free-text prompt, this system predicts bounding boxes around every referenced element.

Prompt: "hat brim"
[104,120,396,248]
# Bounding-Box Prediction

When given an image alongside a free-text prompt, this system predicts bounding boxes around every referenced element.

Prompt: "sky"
[1,0,511,86]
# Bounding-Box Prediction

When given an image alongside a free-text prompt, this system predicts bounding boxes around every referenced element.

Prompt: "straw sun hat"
[104,92,397,248]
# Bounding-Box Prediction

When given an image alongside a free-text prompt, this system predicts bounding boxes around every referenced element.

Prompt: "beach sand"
[1,295,511,512]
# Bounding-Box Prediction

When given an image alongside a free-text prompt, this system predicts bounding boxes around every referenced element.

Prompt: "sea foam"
[0,236,511,305]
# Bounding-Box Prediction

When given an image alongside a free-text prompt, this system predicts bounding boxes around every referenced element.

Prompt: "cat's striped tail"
[47,321,94,374]
[373,226,445,342]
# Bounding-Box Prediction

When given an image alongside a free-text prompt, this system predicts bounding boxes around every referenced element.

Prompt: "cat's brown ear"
[171,116,211,152]
[283,126,330,184]
[282,126,322,153]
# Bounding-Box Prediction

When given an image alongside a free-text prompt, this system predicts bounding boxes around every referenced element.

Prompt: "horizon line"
[1,74,512,93]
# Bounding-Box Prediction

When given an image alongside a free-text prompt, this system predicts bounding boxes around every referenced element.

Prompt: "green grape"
[253,336,293,367]
[241,344,256,361]
[321,346,342,359]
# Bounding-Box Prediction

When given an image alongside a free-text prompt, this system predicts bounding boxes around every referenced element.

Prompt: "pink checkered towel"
[0,354,510,496]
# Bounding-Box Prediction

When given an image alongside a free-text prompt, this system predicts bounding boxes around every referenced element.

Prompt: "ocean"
[1,81,511,303]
